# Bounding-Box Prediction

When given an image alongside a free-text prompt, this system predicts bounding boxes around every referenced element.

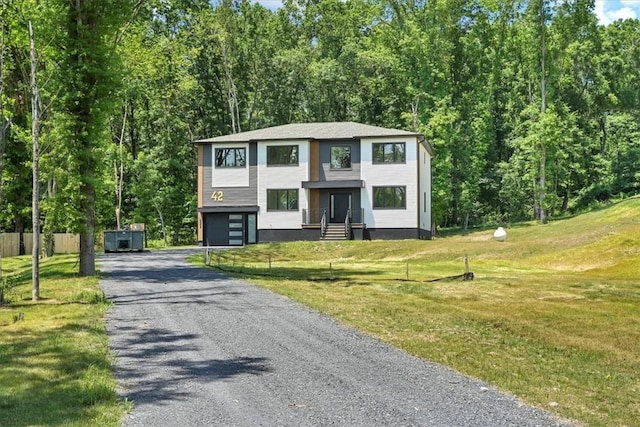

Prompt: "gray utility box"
[104,230,144,252]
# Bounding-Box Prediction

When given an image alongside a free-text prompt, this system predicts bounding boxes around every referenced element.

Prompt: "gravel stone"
[100,249,574,427]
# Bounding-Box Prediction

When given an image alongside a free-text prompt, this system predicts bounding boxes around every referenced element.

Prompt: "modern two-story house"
[195,122,432,246]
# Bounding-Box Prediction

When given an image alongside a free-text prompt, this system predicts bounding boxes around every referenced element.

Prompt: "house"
[195,122,433,246]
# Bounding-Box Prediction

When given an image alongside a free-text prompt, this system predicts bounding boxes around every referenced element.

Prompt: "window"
[373,186,406,209]
[330,146,351,169]
[215,147,246,168]
[267,189,298,211]
[267,145,298,166]
[373,143,405,164]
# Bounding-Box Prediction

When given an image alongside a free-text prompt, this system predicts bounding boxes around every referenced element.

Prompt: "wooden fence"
[0,233,80,258]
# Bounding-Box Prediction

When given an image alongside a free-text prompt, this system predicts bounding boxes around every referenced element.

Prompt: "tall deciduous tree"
[29,21,40,300]
[57,0,131,275]
[0,5,9,282]
[0,10,10,212]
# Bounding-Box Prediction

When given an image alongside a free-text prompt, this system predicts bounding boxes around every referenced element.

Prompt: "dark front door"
[330,193,351,223]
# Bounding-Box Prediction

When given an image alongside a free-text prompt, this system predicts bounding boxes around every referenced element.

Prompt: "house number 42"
[211,191,224,201]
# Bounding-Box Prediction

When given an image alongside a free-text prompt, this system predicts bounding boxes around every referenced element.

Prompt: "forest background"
[1,0,639,271]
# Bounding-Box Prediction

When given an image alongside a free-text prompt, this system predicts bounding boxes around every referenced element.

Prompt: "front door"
[330,193,351,223]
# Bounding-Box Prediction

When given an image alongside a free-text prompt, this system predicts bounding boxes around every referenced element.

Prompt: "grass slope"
[199,197,640,427]
[0,255,125,426]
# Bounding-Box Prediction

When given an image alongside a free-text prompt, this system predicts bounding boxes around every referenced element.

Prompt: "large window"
[373,186,406,209]
[267,145,298,166]
[215,147,246,168]
[267,189,298,211]
[330,146,351,169]
[373,142,405,164]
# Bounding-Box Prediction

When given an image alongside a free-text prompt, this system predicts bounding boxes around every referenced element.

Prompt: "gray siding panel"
[203,144,212,167]
[365,228,420,240]
[259,228,319,242]
[258,227,426,242]
[249,141,257,166]
[418,227,432,240]
[319,140,361,181]
[202,143,258,208]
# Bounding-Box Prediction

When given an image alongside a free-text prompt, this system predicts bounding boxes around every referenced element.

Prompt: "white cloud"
[595,0,639,25]
[612,6,637,20]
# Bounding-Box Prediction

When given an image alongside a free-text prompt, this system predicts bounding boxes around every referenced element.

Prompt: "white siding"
[211,143,249,187]
[257,140,309,229]
[418,144,432,231]
[361,137,419,229]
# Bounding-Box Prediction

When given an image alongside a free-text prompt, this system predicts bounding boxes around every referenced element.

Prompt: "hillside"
[436,196,640,275]
[238,197,640,276]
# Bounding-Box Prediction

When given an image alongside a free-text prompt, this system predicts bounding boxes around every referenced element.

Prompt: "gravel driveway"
[100,249,572,427]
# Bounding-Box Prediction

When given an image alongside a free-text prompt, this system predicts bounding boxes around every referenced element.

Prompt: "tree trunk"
[598,115,607,155]
[172,226,180,246]
[128,99,138,160]
[539,144,547,224]
[551,163,559,218]
[463,212,469,233]
[17,219,25,255]
[153,200,167,247]
[29,21,40,301]
[410,97,420,132]
[220,39,241,134]
[532,177,539,220]
[561,191,569,213]
[538,0,547,224]
[44,179,56,257]
[115,106,126,229]
[79,195,96,276]
[68,0,100,277]
[0,26,9,221]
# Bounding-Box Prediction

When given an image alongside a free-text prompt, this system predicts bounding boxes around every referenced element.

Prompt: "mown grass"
[0,255,126,426]
[193,196,640,427]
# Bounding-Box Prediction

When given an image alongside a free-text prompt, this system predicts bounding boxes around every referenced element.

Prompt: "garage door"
[204,213,244,246]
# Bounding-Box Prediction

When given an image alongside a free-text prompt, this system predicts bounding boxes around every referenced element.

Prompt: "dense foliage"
[1,0,639,254]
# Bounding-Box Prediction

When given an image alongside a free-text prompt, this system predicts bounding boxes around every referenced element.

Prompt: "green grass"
[0,255,127,426]
[193,196,640,427]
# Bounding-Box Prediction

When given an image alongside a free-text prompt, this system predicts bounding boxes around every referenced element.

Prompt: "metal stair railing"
[344,209,351,240]
[320,209,327,238]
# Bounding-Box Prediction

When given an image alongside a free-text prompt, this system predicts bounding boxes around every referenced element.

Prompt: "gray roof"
[195,122,422,143]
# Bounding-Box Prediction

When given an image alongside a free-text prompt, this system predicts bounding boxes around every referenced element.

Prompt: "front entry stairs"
[321,223,348,241]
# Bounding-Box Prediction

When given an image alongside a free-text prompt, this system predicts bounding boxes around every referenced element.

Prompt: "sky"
[595,0,640,24]
[254,0,640,26]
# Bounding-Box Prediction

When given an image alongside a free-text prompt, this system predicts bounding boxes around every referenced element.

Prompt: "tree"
[0,4,10,289]
[0,8,11,214]
[55,0,132,275]
[29,20,40,300]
